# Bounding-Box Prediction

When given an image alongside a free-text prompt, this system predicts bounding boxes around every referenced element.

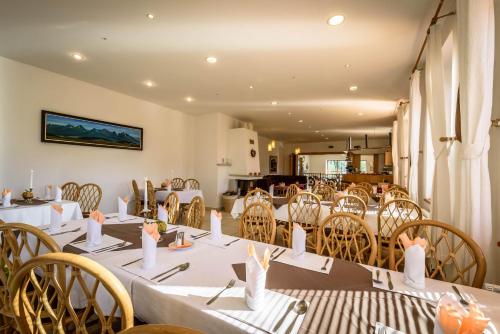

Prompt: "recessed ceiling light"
[71,53,84,61]
[206,56,217,64]
[143,80,156,87]
[146,13,155,19]
[325,137,329,140]
[344,64,351,69]
[249,85,254,89]
[271,101,278,105]
[288,112,292,115]
[185,96,194,102]
[315,130,319,133]
[357,112,364,116]
[298,120,303,123]
[349,85,358,92]
[328,15,345,26]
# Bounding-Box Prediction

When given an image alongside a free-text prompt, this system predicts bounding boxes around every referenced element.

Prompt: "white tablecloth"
[42,216,500,334]
[0,200,83,226]
[138,189,203,204]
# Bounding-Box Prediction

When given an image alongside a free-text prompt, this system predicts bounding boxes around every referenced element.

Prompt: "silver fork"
[206,279,236,305]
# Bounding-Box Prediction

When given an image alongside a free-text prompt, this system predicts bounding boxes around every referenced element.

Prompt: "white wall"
[0,56,196,213]
[258,136,285,175]
[305,154,346,173]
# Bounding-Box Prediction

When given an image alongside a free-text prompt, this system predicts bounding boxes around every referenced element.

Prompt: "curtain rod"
[410,0,456,76]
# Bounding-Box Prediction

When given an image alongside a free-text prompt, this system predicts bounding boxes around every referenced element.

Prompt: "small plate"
[168,241,193,250]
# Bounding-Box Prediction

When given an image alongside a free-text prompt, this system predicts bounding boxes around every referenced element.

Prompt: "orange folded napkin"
[2,188,11,196]
[399,232,427,250]
[458,303,489,334]
[50,203,63,214]
[89,210,105,224]
[143,222,160,242]
[435,294,490,334]
[121,196,129,204]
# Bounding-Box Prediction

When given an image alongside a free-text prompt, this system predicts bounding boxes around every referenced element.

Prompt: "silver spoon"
[273,301,296,332]
[285,300,307,334]
[157,263,190,282]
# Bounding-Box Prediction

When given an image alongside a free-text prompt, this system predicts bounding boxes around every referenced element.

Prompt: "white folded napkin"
[269,184,274,197]
[184,183,191,191]
[210,210,222,241]
[292,223,306,258]
[434,293,489,334]
[399,233,426,289]
[245,243,270,310]
[49,204,63,233]
[142,223,160,270]
[45,185,53,200]
[157,204,169,223]
[2,189,11,207]
[55,186,62,202]
[86,210,104,247]
[117,196,128,221]
[167,184,172,191]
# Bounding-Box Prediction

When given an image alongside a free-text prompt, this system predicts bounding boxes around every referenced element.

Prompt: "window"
[326,160,347,174]
[360,160,368,173]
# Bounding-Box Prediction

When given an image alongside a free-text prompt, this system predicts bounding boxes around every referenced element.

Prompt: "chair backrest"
[332,195,367,219]
[146,180,157,218]
[347,186,370,206]
[316,212,377,265]
[185,196,205,229]
[388,220,486,288]
[117,324,204,334]
[312,184,336,201]
[131,179,142,216]
[285,184,300,200]
[0,223,61,326]
[357,182,373,195]
[171,178,184,190]
[164,192,180,224]
[78,183,102,215]
[239,203,276,245]
[61,182,79,201]
[243,188,273,210]
[380,188,409,206]
[10,253,134,333]
[183,178,200,190]
[286,192,321,250]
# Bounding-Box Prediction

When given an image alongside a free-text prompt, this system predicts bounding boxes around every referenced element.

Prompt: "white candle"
[144,177,148,211]
[29,170,34,189]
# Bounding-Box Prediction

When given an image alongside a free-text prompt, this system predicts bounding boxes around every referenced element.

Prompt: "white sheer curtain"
[391,120,399,185]
[425,24,454,222]
[455,0,494,259]
[397,103,410,187]
[408,71,422,202]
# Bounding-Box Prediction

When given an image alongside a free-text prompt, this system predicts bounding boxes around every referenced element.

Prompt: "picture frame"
[269,155,278,173]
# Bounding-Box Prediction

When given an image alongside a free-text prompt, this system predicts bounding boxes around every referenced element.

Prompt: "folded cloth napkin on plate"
[142,222,160,269]
[245,243,270,310]
[184,182,191,191]
[49,204,63,232]
[157,204,169,223]
[161,179,172,191]
[2,188,11,207]
[269,184,274,197]
[399,232,427,289]
[54,186,62,202]
[87,210,105,247]
[45,185,52,200]
[117,196,128,221]
[434,293,489,334]
[210,210,222,241]
[292,223,306,258]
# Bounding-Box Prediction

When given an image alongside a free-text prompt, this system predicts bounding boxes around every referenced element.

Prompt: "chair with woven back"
[118,324,203,334]
[347,186,370,206]
[357,182,373,196]
[10,252,134,334]
[61,181,80,201]
[331,195,367,219]
[312,184,336,202]
[0,223,61,332]
[183,178,200,190]
[388,220,486,288]
[171,178,184,190]
[185,196,205,229]
[163,192,180,224]
[243,188,273,210]
[377,198,422,267]
[78,183,102,217]
[285,184,300,200]
[131,179,142,216]
[146,180,157,219]
[282,192,321,250]
[380,187,409,206]
[316,212,377,266]
[239,203,276,245]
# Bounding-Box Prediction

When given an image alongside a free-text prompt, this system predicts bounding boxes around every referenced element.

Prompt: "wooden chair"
[146,180,157,219]
[118,324,203,334]
[243,188,273,210]
[347,186,370,206]
[358,182,373,195]
[132,180,142,216]
[316,212,377,266]
[239,203,276,245]
[0,223,61,332]
[163,192,180,224]
[285,184,300,200]
[332,195,367,219]
[377,198,422,267]
[10,252,134,334]
[388,220,486,288]
[61,182,79,201]
[78,183,102,217]
[183,178,200,190]
[171,178,184,190]
[312,184,336,201]
[185,196,205,229]
[282,192,321,250]
[380,188,409,206]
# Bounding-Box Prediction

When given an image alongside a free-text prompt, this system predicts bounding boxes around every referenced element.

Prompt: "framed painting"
[269,155,278,173]
[41,110,143,150]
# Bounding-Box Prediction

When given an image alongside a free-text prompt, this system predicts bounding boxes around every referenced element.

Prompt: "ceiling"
[0,0,434,142]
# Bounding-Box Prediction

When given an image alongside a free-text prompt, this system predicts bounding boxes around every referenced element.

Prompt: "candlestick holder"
[22,188,34,203]
[141,208,151,224]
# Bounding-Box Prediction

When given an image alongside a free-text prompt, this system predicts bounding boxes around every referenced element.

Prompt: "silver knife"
[386,271,394,290]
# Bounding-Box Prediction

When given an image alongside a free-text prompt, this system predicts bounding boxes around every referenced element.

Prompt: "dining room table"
[138,188,204,204]
[37,214,500,334]
[0,199,83,226]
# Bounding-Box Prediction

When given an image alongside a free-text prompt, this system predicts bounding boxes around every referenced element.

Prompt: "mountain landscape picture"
[42,111,143,150]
